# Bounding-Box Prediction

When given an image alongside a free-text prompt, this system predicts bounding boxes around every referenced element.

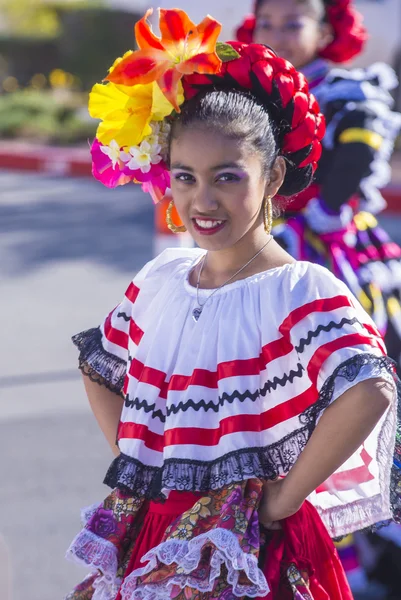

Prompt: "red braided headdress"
[236,0,367,63]
[182,42,325,178]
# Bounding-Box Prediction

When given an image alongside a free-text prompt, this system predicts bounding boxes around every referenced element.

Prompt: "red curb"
[0,144,91,177]
[1,144,401,212]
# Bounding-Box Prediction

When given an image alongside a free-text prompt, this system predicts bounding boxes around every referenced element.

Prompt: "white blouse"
[73,248,399,538]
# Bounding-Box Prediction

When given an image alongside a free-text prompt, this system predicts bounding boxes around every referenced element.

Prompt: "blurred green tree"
[0,0,103,38]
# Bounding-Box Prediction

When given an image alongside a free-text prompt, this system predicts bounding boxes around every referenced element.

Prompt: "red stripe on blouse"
[129,319,144,346]
[104,311,129,350]
[119,333,382,449]
[278,295,353,336]
[126,295,381,397]
[118,422,164,453]
[126,282,140,304]
[307,332,383,386]
[103,282,141,352]
[317,447,374,493]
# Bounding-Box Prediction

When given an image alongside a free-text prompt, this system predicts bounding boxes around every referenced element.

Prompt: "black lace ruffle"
[104,428,310,498]
[104,353,401,510]
[301,353,397,431]
[72,327,126,396]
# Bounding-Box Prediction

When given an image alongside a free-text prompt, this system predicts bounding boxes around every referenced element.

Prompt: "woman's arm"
[83,373,124,457]
[259,377,394,526]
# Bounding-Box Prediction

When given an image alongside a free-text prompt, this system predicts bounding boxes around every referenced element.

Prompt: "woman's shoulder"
[282,261,348,296]
[276,260,365,319]
[134,247,203,285]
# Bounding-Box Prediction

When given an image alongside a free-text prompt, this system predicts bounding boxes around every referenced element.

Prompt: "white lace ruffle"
[120,528,270,599]
[81,502,102,526]
[65,529,120,600]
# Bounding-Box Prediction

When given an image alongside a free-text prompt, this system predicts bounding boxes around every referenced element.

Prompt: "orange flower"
[106,8,222,111]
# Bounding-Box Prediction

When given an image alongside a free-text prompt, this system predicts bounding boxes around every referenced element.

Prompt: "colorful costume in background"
[272,60,401,370]
[65,7,401,599]
[237,2,401,371]
[236,1,401,593]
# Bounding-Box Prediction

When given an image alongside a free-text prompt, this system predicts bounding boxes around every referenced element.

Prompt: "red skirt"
[115,491,353,600]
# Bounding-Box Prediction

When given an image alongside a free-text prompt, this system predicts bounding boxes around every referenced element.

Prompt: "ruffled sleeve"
[286,263,399,537]
[72,255,162,396]
[290,264,395,415]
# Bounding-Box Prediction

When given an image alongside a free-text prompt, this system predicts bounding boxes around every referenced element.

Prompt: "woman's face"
[254,0,328,69]
[170,127,285,251]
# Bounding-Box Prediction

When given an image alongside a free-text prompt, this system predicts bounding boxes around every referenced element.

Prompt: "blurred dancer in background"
[237,0,401,372]
[237,1,401,597]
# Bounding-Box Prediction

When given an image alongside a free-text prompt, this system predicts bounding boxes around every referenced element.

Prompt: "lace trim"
[391,360,401,523]
[104,428,310,498]
[300,353,397,431]
[106,353,398,504]
[305,353,400,537]
[72,327,126,396]
[81,503,102,527]
[120,529,269,599]
[105,353,401,537]
[65,529,121,600]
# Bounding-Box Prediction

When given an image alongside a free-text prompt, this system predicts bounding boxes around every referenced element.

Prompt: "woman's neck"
[196,229,293,289]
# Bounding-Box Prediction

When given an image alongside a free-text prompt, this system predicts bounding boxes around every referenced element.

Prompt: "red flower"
[107,8,222,111]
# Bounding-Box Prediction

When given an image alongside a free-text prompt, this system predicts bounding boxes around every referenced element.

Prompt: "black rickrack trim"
[123,362,305,424]
[105,353,401,517]
[72,327,126,396]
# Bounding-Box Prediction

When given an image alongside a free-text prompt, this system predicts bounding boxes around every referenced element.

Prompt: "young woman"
[237,0,401,372]
[65,8,400,600]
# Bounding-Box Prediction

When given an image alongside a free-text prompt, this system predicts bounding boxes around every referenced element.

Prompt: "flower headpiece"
[90,8,325,203]
[236,0,367,64]
[89,8,230,203]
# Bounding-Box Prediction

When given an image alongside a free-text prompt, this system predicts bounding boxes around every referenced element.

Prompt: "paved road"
[0,170,154,600]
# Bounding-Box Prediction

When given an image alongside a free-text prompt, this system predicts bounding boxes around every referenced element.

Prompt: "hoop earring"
[263,195,273,236]
[166,199,186,233]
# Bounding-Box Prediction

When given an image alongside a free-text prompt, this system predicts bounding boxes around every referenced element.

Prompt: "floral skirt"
[272,211,401,371]
[65,480,353,600]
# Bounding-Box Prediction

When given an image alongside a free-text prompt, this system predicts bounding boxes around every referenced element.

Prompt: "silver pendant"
[192,306,203,322]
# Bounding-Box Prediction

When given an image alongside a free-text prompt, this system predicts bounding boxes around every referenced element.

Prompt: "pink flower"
[91,138,133,188]
[141,170,171,204]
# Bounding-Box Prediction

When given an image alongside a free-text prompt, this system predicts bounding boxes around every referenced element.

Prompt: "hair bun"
[235,14,256,44]
[183,42,325,186]
[320,0,367,63]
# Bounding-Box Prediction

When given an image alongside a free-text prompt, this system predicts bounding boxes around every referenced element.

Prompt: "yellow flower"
[188,497,212,525]
[89,79,181,148]
[172,521,193,540]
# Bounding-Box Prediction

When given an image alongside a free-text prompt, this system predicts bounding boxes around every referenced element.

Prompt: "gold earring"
[166,199,186,233]
[263,195,273,236]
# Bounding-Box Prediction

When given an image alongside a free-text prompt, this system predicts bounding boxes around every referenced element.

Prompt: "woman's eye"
[285,21,303,31]
[174,172,195,183]
[216,173,241,183]
[256,19,272,31]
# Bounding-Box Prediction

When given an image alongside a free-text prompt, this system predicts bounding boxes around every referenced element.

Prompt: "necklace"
[192,236,273,322]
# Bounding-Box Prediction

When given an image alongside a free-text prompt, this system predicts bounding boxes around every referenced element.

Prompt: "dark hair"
[169,88,311,198]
